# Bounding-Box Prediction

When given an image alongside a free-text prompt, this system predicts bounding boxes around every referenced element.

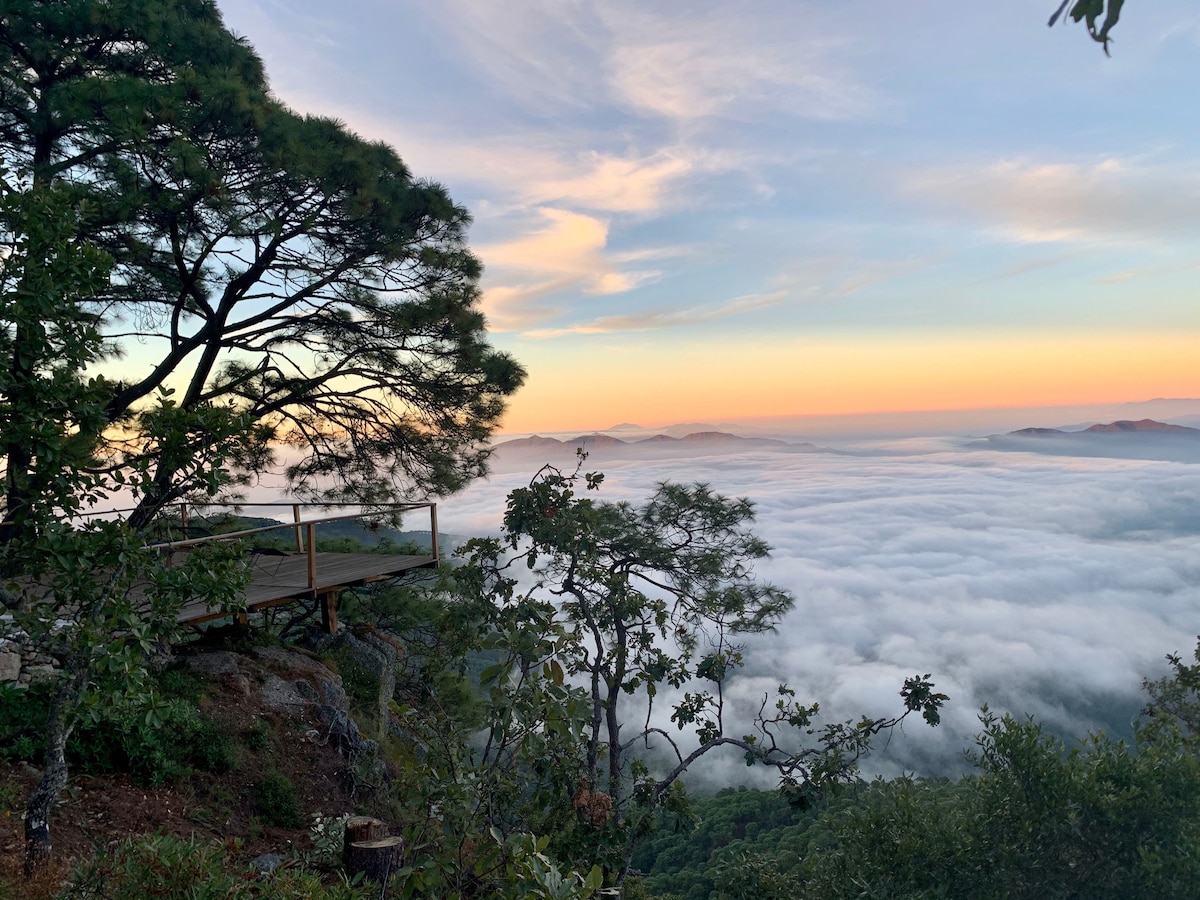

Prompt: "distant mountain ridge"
[1010,419,1200,436]
[970,418,1200,464]
[493,430,789,454]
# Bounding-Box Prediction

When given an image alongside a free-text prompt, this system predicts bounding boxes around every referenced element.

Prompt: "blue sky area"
[214,1,1200,430]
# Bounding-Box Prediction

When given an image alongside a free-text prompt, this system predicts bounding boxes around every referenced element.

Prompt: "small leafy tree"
[0,180,249,871]
[371,576,601,897]
[446,458,946,885]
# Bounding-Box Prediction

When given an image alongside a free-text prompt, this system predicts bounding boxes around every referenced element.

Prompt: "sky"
[211,0,1200,433]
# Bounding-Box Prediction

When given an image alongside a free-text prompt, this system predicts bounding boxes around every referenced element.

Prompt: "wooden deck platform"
[146,502,441,632]
[175,550,438,627]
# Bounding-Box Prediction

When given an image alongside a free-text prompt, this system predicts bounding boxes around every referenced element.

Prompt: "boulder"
[251,646,348,709]
[184,651,251,696]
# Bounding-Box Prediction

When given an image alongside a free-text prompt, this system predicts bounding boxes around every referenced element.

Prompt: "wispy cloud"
[965,254,1077,286]
[413,0,608,113]
[523,290,788,338]
[475,208,663,331]
[609,42,864,122]
[514,252,928,338]
[904,157,1200,245]
[421,0,872,125]
[602,5,871,124]
[1090,257,1200,284]
[219,0,882,339]
[342,129,705,218]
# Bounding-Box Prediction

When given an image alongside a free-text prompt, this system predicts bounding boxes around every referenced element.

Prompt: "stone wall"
[0,630,59,687]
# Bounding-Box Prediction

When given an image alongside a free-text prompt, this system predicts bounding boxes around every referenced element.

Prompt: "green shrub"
[256,771,304,828]
[244,718,271,751]
[59,833,372,899]
[322,646,378,709]
[69,697,235,785]
[0,682,51,763]
[154,666,206,704]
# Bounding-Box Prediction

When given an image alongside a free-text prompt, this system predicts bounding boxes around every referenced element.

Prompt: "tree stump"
[344,816,388,846]
[342,816,402,883]
[345,836,404,885]
[342,816,387,868]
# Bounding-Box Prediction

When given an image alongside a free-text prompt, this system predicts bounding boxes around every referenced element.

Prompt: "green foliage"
[256,771,304,829]
[308,813,353,868]
[0,175,251,861]
[709,851,795,900]
[1048,0,1125,54]
[152,666,207,705]
[630,642,1200,899]
[1,679,232,781]
[321,644,380,712]
[0,683,52,763]
[341,461,943,892]
[59,833,373,899]
[1141,637,1200,736]
[69,696,234,785]
[631,787,816,899]
[796,665,1200,899]
[346,579,491,733]
[0,0,517,872]
[244,719,271,752]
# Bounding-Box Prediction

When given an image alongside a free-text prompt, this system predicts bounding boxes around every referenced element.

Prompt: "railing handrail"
[92,500,434,517]
[145,504,438,553]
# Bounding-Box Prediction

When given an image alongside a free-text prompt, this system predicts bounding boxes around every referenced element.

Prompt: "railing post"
[306,522,317,591]
[293,504,303,552]
[429,503,439,563]
[180,503,189,541]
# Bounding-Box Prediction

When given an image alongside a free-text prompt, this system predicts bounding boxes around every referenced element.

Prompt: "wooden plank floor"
[174,551,438,625]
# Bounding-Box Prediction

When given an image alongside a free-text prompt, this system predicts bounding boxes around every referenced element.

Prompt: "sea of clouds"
[434,434,1200,784]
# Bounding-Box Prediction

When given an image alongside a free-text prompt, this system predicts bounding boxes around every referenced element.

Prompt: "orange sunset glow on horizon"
[495,330,1200,434]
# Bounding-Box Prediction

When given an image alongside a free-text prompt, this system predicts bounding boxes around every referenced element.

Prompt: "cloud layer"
[437,438,1200,782]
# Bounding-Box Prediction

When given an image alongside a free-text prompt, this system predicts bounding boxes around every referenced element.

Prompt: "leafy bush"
[69,697,234,785]
[321,645,378,710]
[154,666,207,704]
[59,833,372,899]
[309,813,352,866]
[0,682,51,763]
[256,771,304,828]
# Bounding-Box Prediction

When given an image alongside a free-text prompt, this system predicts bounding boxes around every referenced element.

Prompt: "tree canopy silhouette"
[0,0,524,537]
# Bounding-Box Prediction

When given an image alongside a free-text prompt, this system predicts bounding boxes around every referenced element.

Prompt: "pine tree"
[0,0,524,534]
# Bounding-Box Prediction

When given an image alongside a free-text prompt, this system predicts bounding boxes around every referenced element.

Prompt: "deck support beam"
[320,590,338,633]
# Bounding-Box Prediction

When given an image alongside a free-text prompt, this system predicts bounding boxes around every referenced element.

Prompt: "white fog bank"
[436,433,1200,781]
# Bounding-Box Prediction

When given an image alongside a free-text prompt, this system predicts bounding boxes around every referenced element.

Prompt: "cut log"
[345,836,404,884]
